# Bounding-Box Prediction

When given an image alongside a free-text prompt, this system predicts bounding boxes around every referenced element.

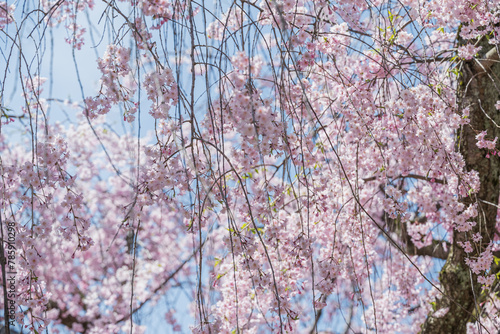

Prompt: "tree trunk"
[421,40,500,333]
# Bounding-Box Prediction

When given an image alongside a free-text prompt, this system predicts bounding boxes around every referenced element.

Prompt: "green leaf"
[388,33,396,45]
[242,172,253,180]
[450,68,460,77]
[249,227,264,234]
[387,10,396,25]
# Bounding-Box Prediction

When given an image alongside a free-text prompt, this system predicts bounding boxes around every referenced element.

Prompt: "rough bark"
[421,39,500,333]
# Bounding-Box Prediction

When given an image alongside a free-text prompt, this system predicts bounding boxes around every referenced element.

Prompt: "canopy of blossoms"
[1,0,500,333]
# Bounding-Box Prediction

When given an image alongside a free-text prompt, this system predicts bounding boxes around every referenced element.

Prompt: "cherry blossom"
[2,0,500,333]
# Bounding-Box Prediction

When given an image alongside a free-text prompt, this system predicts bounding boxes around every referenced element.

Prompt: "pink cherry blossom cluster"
[85,45,137,120]
[457,44,482,60]
[137,0,173,21]
[476,130,498,150]
[206,7,245,40]
[132,18,153,50]
[0,1,14,30]
[40,0,94,49]
[144,67,178,119]
[465,243,494,275]
[64,23,86,50]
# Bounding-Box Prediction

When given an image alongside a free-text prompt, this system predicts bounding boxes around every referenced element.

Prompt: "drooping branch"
[383,212,450,260]
[114,244,199,324]
[363,174,447,185]
[473,46,500,73]
[407,240,449,260]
